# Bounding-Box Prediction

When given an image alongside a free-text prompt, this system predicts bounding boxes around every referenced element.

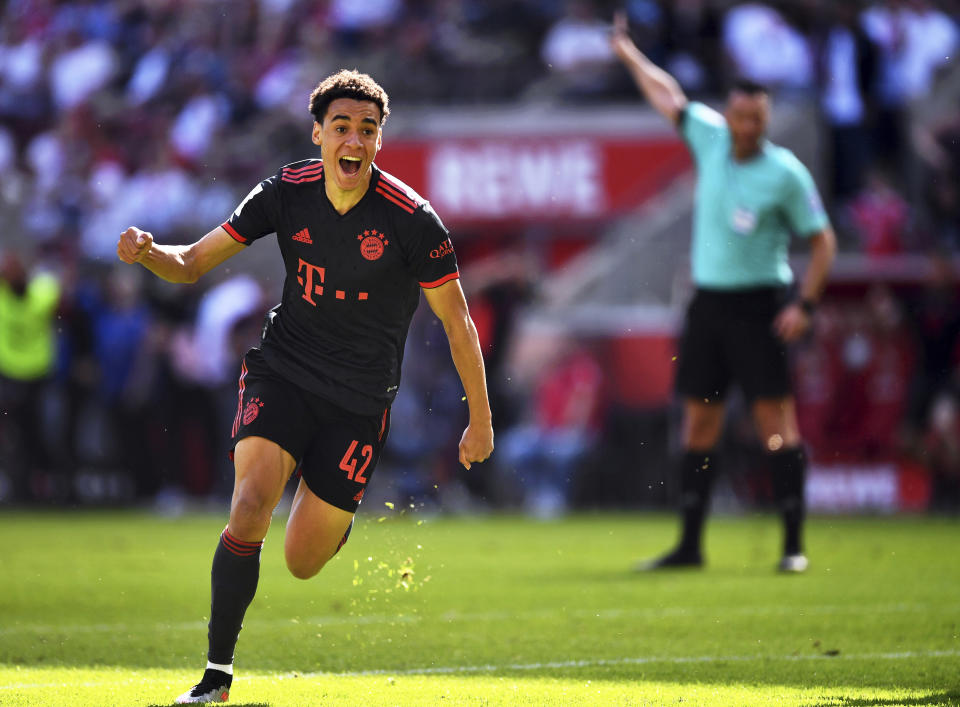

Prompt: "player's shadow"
[805,694,960,706]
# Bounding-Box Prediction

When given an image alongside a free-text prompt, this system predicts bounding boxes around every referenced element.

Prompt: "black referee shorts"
[674,287,792,403]
[230,348,390,512]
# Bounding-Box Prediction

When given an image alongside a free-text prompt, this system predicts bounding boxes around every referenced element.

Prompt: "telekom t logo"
[297,257,368,304]
[297,258,324,304]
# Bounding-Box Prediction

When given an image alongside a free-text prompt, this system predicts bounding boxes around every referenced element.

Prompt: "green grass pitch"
[0,509,957,705]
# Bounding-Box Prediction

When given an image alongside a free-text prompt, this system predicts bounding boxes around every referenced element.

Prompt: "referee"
[612,14,836,572]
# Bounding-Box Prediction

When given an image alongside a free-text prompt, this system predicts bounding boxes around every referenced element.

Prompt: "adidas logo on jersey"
[292,228,312,244]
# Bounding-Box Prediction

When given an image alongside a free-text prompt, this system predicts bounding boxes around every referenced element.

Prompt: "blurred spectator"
[379,305,467,509]
[846,168,911,255]
[0,18,49,132]
[862,0,959,169]
[326,0,403,50]
[722,2,814,91]
[0,252,60,500]
[462,252,537,430]
[793,301,844,457]
[815,2,879,202]
[661,0,722,93]
[165,274,266,498]
[905,253,960,432]
[539,0,617,101]
[75,266,157,499]
[859,284,914,455]
[794,288,912,463]
[922,391,960,511]
[915,105,960,247]
[499,340,605,517]
[48,30,116,112]
[169,84,229,165]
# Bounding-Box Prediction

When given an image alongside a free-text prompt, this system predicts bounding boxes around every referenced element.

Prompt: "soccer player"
[117,70,494,703]
[611,14,836,573]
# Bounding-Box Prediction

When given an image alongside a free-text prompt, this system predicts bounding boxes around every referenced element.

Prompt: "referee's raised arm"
[610,11,687,125]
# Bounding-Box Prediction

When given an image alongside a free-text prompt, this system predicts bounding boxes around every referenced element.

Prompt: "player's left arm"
[423,279,494,470]
[774,226,837,343]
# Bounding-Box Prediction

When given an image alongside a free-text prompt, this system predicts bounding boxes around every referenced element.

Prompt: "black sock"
[770,447,806,556]
[207,527,263,665]
[677,451,717,555]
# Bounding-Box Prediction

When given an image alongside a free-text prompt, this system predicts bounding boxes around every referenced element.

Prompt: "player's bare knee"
[285,553,328,580]
[286,563,318,580]
[231,488,273,527]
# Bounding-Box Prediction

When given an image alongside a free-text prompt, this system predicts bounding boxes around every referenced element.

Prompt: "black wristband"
[798,298,816,315]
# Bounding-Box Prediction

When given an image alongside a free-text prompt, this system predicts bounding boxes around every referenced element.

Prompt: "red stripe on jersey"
[283,162,324,176]
[377,178,418,208]
[222,221,247,244]
[420,271,460,289]
[282,166,323,179]
[378,408,388,441]
[282,171,324,184]
[231,361,248,437]
[376,187,416,213]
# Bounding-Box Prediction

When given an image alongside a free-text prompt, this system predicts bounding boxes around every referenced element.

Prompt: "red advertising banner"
[375,137,690,226]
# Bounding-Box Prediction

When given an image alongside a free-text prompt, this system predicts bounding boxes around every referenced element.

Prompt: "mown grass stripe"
[2,649,958,690]
[2,601,955,636]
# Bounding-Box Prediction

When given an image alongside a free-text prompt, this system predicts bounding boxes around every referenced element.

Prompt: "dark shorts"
[230,348,390,512]
[675,287,792,403]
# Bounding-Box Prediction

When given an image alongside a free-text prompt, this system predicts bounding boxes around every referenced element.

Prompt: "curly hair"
[308,69,390,125]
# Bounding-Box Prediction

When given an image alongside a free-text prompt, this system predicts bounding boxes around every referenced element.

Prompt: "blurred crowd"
[1,0,959,257]
[790,256,960,511]
[1,0,960,510]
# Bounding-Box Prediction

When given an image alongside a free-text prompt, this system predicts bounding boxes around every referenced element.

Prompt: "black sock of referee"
[770,447,806,556]
[676,450,717,555]
[207,527,264,668]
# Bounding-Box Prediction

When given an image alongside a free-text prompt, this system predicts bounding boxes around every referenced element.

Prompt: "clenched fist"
[117,227,153,264]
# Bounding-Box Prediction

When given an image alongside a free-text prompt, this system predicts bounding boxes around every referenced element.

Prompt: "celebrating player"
[611,14,836,572]
[117,70,494,703]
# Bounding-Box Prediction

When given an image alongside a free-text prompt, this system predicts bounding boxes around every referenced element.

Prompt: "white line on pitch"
[2,649,958,691]
[295,649,960,678]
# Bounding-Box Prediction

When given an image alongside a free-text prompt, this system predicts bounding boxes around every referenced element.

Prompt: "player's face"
[312,98,383,194]
[725,91,769,160]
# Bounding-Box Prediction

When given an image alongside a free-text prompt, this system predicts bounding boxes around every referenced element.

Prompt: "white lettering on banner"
[806,465,899,513]
[428,142,604,218]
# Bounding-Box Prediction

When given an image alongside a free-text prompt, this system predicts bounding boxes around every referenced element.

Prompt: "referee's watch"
[798,298,816,316]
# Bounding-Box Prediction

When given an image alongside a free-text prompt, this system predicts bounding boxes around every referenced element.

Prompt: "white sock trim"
[206,660,233,676]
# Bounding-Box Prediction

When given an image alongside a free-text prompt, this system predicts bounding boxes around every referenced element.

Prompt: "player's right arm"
[610,11,687,125]
[116,226,245,284]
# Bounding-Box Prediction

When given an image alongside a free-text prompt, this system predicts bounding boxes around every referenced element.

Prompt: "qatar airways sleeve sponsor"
[405,206,459,288]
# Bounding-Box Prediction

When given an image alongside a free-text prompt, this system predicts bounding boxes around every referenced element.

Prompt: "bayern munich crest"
[243,397,263,425]
[358,229,388,261]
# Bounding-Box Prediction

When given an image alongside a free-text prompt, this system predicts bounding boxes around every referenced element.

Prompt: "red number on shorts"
[339,440,359,479]
[340,440,374,484]
[355,445,373,484]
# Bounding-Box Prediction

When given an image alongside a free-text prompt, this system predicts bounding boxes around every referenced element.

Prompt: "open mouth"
[339,156,362,176]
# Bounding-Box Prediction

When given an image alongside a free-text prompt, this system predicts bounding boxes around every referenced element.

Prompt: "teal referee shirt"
[679,102,830,289]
